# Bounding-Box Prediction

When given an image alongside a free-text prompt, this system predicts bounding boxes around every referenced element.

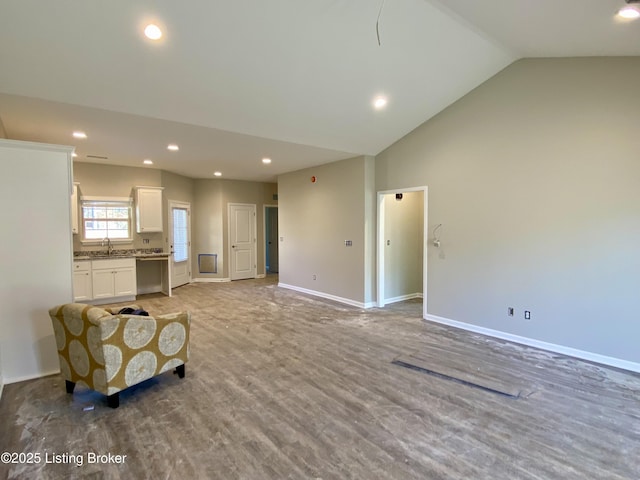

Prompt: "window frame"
[80,196,134,244]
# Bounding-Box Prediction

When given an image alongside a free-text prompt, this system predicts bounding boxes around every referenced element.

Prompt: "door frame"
[263,204,278,274]
[376,186,428,318]
[168,200,192,286]
[228,203,257,280]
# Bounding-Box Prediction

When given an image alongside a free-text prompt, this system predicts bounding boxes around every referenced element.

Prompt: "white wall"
[0,140,74,383]
[278,156,375,306]
[383,191,423,302]
[376,57,640,367]
[0,342,4,399]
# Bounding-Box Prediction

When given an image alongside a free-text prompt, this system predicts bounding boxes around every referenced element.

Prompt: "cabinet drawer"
[73,261,91,272]
[91,258,135,270]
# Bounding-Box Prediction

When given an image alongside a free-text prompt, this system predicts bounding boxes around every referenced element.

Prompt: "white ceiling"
[1,0,638,181]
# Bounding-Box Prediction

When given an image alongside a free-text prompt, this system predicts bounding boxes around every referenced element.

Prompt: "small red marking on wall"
[311,176,317,183]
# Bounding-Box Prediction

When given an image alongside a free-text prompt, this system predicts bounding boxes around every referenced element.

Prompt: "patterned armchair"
[49,303,190,408]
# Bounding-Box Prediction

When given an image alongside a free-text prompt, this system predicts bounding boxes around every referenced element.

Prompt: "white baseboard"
[424,313,640,374]
[256,274,266,279]
[4,368,60,385]
[385,292,422,304]
[192,277,231,283]
[278,283,370,309]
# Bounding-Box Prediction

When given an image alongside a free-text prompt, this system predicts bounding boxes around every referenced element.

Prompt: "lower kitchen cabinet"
[73,261,92,302]
[73,258,137,303]
[91,258,137,300]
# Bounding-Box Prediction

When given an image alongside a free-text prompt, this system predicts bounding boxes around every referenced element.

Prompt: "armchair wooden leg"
[107,392,120,409]
[174,364,185,379]
[65,380,75,394]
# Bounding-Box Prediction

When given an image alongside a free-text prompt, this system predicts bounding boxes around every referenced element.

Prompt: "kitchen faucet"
[101,237,113,256]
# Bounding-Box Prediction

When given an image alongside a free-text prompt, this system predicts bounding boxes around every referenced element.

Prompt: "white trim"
[0,376,3,400]
[80,238,133,245]
[4,368,60,385]
[256,273,266,279]
[377,186,428,315]
[0,139,74,155]
[279,283,374,309]
[80,195,132,203]
[424,313,640,374]
[385,292,423,304]
[193,277,231,283]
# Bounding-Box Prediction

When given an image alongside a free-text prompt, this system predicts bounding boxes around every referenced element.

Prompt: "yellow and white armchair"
[49,303,190,408]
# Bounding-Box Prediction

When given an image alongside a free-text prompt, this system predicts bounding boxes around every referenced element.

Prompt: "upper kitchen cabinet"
[135,186,164,233]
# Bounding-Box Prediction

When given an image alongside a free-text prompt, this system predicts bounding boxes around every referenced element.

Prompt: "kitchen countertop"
[73,250,169,261]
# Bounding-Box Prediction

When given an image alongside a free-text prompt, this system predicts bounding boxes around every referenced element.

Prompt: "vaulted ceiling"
[1,0,639,181]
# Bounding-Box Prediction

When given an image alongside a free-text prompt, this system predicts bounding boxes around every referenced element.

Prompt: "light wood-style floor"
[1,276,639,479]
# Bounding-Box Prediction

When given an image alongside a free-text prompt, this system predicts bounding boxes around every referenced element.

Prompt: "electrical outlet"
[508,307,514,316]
[312,274,316,280]
[524,311,531,320]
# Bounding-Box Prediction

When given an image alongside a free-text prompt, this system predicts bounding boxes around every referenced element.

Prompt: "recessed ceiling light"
[167,144,179,151]
[72,131,87,139]
[214,171,222,177]
[144,24,163,40]
[262,158,272,164]
[618,6,640,18]
[143,159,153,165]
[373,96,388,109]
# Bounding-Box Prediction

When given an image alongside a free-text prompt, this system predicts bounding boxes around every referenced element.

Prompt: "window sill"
[80,239,133,246]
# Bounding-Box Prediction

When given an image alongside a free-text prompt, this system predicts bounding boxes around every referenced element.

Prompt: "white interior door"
[170,201,191,288]
[229,203,256,280]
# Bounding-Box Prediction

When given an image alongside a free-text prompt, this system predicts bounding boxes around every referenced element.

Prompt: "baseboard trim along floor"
[425,313,640,374]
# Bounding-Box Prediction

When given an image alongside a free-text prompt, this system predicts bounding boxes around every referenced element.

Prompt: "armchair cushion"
[49,303,190,397]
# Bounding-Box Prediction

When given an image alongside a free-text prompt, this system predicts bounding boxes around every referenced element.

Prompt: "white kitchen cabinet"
[135,186,164,233]
[91,258,137,301]
[71,183,79,234]
[73,261,92,301]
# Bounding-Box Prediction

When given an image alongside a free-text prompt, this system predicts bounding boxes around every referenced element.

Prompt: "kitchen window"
[81,197,133,242]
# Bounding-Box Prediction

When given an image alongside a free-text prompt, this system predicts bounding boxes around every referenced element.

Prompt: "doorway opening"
[264,205,279,274]
[377,186,428,318]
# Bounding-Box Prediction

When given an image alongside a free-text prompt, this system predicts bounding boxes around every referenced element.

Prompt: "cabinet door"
[92,269,115,299]
[136,188,163,233]
[73,271,92,301]
[113,267,137,296]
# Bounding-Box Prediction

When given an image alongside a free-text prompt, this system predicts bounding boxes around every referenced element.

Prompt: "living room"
[1,1,639,478]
